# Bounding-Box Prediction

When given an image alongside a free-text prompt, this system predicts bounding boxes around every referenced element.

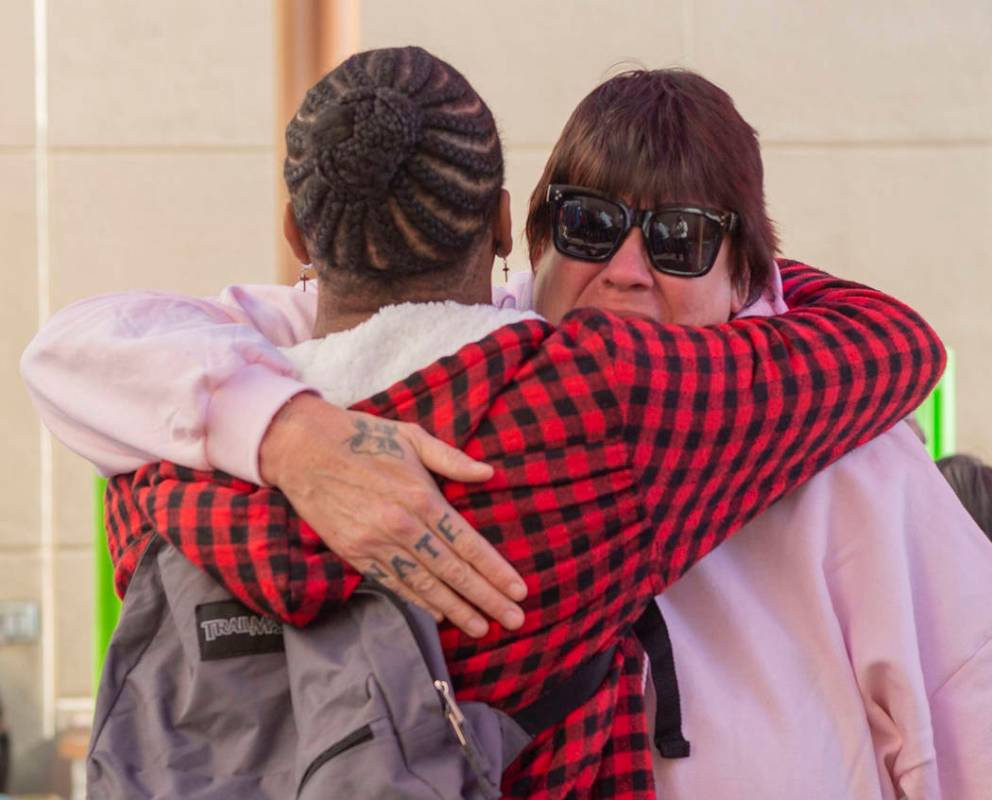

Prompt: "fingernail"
[509,581,527,601]
[468,618,488,638]
[502,608,524,629]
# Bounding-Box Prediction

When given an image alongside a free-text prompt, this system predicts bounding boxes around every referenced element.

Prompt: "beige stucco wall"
[1,0,277,792]
[1,0,45,790]
[0,0,988,793]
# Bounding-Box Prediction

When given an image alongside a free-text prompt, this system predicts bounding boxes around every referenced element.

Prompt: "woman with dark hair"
[22,57,987,798]
[520,70,992,799]
[525,69,777,323]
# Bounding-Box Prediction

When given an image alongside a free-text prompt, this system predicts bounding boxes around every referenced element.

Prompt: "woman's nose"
[600,228,655,289]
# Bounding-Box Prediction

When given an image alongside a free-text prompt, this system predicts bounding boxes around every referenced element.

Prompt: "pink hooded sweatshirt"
[20,269,992,799]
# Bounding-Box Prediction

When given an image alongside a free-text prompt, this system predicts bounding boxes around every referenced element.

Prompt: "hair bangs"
[577,146,728,211]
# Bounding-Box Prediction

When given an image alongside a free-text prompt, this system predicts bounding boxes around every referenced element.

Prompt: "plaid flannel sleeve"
[559,261,945,592]
[106,462,362,626]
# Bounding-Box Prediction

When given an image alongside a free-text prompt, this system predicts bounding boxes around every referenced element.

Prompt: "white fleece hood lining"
[281,301,542,407]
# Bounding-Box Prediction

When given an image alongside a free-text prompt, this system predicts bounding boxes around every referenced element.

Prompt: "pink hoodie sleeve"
[20,283,319,484]
[21,276,531,484]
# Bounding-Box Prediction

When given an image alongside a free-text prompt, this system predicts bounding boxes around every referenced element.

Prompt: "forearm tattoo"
[345,419,404,458]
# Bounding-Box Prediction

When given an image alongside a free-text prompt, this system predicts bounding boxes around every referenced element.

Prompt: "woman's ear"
[529,238,546,273]
[729,249,751,315]
[494,189,513,258]
[283,203,311,264]
[730,279,749,316]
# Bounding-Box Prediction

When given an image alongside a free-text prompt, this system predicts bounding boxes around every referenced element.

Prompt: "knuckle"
[448,609,475,629]
[402,524,428,549]
[339,530,374,558]
[410,573,439,595]
[456,537,483,563]
[443,561,471,590]
[379,504,415,537]
[407,489,435,519]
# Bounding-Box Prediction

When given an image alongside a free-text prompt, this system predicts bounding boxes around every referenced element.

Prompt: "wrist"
[258,392,326,486]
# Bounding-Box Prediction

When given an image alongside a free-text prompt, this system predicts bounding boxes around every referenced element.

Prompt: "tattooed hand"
[259,393,528,638]
[345,419,405,458]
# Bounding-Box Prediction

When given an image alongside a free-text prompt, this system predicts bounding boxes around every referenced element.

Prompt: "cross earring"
[501,256,510,283]
[299,263,315,292]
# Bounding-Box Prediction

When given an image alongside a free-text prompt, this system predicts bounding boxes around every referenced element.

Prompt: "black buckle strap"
[511,644,617,736]
[509,604,689,760]
[634,602,690,759]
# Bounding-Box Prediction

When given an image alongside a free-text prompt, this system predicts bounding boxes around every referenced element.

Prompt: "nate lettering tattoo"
[437,513,459,543]
[345,419,404,459]
[364,562,389,583]
[391,555,418,580]
[415,533,440,559]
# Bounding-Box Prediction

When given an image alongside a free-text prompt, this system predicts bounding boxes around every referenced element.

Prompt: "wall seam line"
[33,0,56,741]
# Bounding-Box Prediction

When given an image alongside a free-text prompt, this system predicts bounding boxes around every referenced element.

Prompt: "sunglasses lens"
[555,196,625,259]
[649,212,724,275]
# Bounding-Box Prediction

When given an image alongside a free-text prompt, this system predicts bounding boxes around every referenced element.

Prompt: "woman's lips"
[597,306,660,323]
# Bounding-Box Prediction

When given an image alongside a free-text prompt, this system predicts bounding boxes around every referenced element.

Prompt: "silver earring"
[299,263,314,292]
[501,256,510,282]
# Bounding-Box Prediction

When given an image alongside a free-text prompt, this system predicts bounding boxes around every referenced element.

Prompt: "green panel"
[913,347,956,460]
[93,475,121,693]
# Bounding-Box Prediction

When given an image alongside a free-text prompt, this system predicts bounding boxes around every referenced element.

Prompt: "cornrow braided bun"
[285,46,504,278]
[310,86,424,200]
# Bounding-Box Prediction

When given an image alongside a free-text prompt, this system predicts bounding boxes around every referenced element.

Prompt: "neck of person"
[311,268,493,339]
[313,307,381,336]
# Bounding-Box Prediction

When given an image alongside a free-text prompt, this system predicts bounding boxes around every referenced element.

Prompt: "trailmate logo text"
[200,615,282,642]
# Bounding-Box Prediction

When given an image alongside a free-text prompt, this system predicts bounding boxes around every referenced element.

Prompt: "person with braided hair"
[284,48,505,281]
[22,49,973,798]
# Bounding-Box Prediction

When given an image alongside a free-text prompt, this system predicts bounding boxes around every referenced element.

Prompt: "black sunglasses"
[546,184,738,277]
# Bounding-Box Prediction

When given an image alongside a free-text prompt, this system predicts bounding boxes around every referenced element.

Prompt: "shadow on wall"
[0,691,8,792]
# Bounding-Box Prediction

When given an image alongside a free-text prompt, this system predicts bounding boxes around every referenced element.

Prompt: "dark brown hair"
[937,454,992,540]
[285,47,503,281]
[526,69,777,302]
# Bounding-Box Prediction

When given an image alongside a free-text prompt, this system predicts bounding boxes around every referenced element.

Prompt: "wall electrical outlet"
[0,600,40,644]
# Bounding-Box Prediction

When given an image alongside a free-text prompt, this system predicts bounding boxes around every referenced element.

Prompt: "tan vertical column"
[273,0,360,285]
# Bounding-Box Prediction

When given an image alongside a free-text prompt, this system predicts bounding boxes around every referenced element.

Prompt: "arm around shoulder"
[20,285,317,482]
[559,262,945,589]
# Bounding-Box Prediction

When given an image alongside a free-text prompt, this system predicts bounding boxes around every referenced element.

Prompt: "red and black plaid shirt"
[106,262,944,798]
